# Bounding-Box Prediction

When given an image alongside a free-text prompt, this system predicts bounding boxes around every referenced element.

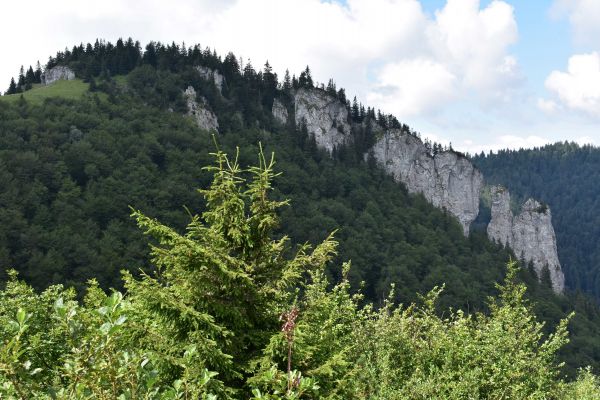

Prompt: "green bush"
[1,150,599,398]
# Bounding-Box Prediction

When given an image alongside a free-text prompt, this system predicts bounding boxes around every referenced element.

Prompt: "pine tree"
[243,59,256,78]
[282,69,292,91]
[298,65,313,88]
[337,88,346,103]
[6,78,16,95]
[304,66,313,87]
[326,79,336,96]
[351,96,360,121]
[143,42,158,67]
[25,66,35,85]
[34,61,42,83]
[223,52,240,80]
[261,61,278,108]
[17,66,25,91]
[124,148,337,395]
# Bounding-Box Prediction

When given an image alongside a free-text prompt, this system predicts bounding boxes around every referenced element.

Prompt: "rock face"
[272,98,288,124]
[184,86,219,132]
[370,129,483,235]
[41,66,75,85]
[294,88,351,154]
[487,185,565,293]
[284,86,565,288]
[196,66,224,93]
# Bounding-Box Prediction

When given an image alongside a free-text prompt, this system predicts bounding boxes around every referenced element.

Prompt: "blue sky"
[420,1,568,93]
[1,0,599,153]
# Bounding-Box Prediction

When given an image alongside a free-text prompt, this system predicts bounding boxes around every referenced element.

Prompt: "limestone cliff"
[184,86,219,132]
[276,87,563,286]
[487,185,565,293]
[370,129,483,235]
[41,66,75,85]
[272,98,288,124]
[196,66,224,93]
[293,88,351,154]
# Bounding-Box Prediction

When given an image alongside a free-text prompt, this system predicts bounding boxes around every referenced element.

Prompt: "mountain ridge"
[0,38,598,374]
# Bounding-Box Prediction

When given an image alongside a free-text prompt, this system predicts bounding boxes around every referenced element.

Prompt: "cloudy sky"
[1,0,600,153]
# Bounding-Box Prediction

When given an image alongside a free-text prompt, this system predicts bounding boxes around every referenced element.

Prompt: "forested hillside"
[1,151,598,398]
[473,143,600,300]
[1,39,600,377]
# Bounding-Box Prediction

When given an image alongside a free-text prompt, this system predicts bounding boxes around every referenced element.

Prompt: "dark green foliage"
[0,155,598,398]
[297,66,313,89]
[0,93,211,292]
[16,66,25,93]
[472,143,600,299]
[34,62,42,84]
[5,78,17,95]
[2,39,600,377]
[48,37,143,78]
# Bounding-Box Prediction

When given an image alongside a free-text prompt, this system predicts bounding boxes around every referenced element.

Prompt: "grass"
[0,79,90,104]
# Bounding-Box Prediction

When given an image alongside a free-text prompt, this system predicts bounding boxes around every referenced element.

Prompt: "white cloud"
[5,0,561,154]
[367,59,458,116]
[545,52,600,117]
[366,0,519,117]
[537,98,560,114]
[428,0,519,92]
[551,0,600,46]
[1,0,518,120]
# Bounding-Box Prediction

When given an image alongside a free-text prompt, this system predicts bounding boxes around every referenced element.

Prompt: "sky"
[1,0,600,154]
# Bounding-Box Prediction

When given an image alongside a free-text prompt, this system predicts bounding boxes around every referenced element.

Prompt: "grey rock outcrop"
[370,129,483,235]
[272,98,288,124]
[196,66,224,93]
[41,66,75,85]
[294,88,351,154]
[284,86,565,289]
[184,86,219,132]
[487,185,565,293]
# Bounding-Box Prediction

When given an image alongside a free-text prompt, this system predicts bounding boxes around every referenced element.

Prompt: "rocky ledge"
[196,66,225,93]
[272,98,288,125]
[271,87,564,287]
[487,185,565,293]
[293,88,351,154]
[370,129,483,235]
[41,66,75,85]
[184,86,219,132]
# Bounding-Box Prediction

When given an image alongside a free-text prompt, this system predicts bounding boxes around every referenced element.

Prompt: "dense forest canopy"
[1,38,600,379]
[0,148,599,398]
[473,143,600,301]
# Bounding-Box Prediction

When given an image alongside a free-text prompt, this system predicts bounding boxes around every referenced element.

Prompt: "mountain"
[473,143,600,300]
[1,39,600,375]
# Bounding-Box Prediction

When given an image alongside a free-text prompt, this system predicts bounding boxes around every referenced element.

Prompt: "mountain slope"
[473,143,600,299]
[1,39,600,375]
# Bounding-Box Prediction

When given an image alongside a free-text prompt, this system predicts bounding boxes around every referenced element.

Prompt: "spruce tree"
[17,66,25,91]
[351,96,359,121]
[282,69,292,91]
[298,65,313,88]
[326,79,336,96]
[6,78,17,95]
[337,88,346,103]
[124,148,337,395]
[34,61,42,83]
[25,66,35,85]
[304,66,313,87]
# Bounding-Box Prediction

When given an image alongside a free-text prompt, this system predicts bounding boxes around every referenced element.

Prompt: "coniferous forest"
[1,38,600,397]
[473,144,600,300]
